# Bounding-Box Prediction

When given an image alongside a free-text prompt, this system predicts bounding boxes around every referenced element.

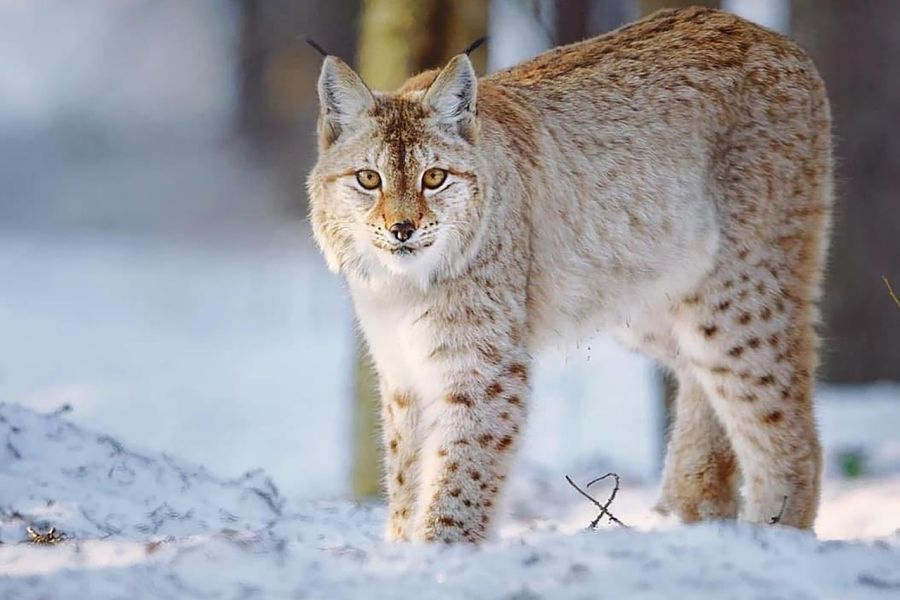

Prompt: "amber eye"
[422,168,448,190]
[356,170,381,190]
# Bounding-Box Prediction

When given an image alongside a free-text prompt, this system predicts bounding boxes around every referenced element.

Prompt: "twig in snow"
[769,495,789,525]
[26,526,67,545]
[565,473,628,529]
[883,276,900,309]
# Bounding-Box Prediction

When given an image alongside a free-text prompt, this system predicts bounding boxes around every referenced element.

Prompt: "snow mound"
[0,402,283,542]
[2,403,899,599]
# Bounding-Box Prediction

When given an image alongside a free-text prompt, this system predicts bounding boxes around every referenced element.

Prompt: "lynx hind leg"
[658,371,740,522]
[382,388,421,541]
[672,258,822,529]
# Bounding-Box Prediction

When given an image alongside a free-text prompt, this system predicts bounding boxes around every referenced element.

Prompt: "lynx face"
[307,55,485,286]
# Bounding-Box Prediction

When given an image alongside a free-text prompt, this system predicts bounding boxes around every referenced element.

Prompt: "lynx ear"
[317,56,375,148]
[424,54,477,141]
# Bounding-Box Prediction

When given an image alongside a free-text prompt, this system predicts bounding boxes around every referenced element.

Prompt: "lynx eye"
[355,170,381,190]
[422,168,448,190]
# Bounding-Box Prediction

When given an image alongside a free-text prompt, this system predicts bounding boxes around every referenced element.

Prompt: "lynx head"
[307,53,486,286]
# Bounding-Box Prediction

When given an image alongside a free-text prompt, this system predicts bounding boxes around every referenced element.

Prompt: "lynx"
[308,7,832,542]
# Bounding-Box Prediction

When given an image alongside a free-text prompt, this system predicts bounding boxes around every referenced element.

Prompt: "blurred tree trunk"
[351,0,489,499]
[791,0,900,382]
[555,0,590,44]
[357,0,429,90]
[352,339,382,500]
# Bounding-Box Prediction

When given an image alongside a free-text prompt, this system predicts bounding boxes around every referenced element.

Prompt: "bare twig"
[769,495,789,525]
[883,276,900,309]
[587,473,626,527]
[565,473,629,528]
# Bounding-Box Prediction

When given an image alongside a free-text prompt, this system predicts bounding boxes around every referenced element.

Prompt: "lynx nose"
[389,220,416,242]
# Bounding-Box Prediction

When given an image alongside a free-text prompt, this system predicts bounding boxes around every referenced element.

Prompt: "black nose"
[389,220,416,242]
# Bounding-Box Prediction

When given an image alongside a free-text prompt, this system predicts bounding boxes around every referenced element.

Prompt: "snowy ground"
[2,402,900,599]
[3,400,897,600]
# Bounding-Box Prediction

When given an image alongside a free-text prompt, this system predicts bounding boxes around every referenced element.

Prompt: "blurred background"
[1,0,897,502]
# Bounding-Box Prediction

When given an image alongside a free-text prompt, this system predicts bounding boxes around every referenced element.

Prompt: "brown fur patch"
[763,410,784,424]
[446,393,474,407]
[758,374,776,386]
[477,433,494,447]
[507,363,528,381]
[438,516,458,528]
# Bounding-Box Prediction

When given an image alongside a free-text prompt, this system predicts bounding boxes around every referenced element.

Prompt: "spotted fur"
[308,8,832,541]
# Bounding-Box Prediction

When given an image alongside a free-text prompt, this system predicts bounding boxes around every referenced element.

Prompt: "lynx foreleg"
[412,360,529,543]
[381,386,421,541]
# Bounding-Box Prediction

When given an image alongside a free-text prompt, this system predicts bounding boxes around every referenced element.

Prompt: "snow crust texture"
[2,403,899,599]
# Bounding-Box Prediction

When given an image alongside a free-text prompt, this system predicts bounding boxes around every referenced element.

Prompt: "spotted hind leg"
[672,267,822,529]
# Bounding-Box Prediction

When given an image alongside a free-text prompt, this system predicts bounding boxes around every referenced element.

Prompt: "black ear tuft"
[305,38,330,58]
[463,36,488,57]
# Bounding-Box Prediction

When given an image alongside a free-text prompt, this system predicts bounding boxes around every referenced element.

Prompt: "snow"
[2,402,900,599]
[0,231,356,500]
